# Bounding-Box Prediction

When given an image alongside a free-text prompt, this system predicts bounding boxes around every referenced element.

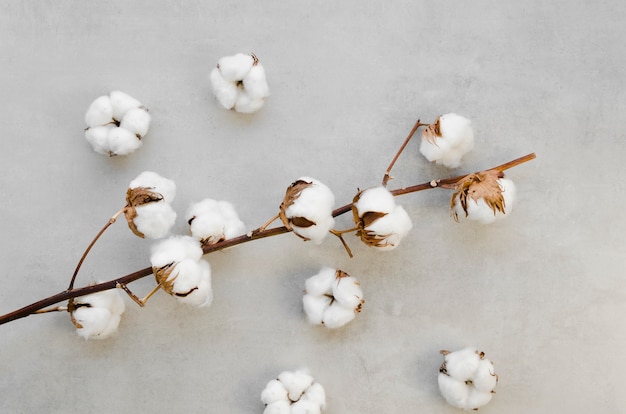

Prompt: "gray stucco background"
[1,1,624,413]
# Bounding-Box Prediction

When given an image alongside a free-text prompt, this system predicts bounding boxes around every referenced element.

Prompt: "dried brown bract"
[421,117,442,146]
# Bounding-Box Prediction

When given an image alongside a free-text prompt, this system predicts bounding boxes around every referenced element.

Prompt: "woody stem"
[0,153,535,326]
[382,119,428,187]
[68,208,125,291]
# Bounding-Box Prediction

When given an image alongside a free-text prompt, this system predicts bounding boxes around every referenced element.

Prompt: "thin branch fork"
[0,152,535,326]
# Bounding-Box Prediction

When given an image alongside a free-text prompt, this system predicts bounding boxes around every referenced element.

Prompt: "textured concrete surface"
[1,1,625,413]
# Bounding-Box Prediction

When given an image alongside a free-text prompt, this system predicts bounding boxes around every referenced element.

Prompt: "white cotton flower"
[279,177,335,245]
[209,53,269,113]
[70,288,125,340]
[150,236,213,307]
[451,171,516,224]
[419,113,474,168]
[302,267,364,329]
[186,198,246,245]
[438,347,498,410]
[84,91,150,156]
[262,370,326,413]
[352,186,413,250]
[124,171,177,239]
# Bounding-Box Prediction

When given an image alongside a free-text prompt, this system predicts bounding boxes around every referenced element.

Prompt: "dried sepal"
[451,170,506,222]
[152,262,177,296]
[421,117,442,145]
[123,187,164,238]
[279,179,316,239]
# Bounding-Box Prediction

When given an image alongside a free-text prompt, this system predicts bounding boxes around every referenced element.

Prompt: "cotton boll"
[302,294,332,325]
[277,370,314,402]
[85,95,113,127]
[150,235,203,268]
[331,276,363,309]
[261,379,289,405]
[322,304,356,329]
[304,267,337,296]
[243,64,270,100]
[109,90,142,121]
[217,53,255,82]
[85,125,114,155]
[439,348,498,410]
[291,399,322,414]
[263,401,291,414]
[107,127,141,156]
[282,177,336,244]
[437,372,469,409]
[129,171,176,203]
[209,67,238,109]
[120,107,151,138]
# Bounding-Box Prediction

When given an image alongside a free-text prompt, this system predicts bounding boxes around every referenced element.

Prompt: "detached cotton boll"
[150,236,213,307]
[451,171,516,224]
[124,171,177,239]
[279,177,336,245]
[302,267,364,329]
[209,53,269,113]
[420,113,475,168]
[70,288,125,340]
[84,91,149,156]
[262,370,325,413]
[186,198,246,245]
[352,186,413,250]
[438,348,498,410]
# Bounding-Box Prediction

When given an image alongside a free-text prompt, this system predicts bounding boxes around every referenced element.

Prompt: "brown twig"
[382,119,428,187]
[68,209,125,290]
[0,153,536,326]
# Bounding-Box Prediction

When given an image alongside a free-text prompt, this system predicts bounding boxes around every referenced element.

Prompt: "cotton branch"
[0,153,535,326]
